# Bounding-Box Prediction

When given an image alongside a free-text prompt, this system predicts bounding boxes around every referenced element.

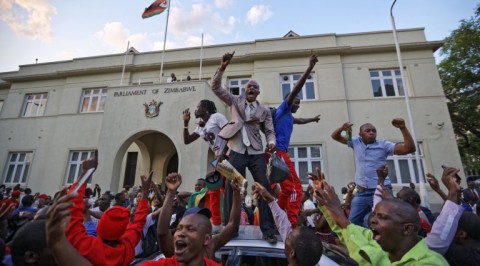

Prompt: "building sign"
[113,86,196,97]
[163,86,196,93]
[114,90,147,97]
[143,99,163,118]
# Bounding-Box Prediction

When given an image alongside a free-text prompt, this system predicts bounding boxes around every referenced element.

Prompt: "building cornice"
[0,28,443,84]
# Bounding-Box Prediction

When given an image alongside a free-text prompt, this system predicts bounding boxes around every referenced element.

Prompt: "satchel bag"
[267,152,290,184]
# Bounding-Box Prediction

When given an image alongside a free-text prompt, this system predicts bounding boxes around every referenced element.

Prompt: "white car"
[214,225,357,266]
[131,225,357,266]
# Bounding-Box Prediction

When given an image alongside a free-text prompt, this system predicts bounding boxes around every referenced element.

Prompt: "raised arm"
[47,188,93,266]
[293,115,320,125]
[157,173,182,257]
[66,155,98,251]
[391,118,416,155]
[373,165,394,210]
[212,181,241,251]
[426,166,464,254]
[314,182,350,230]
[123,172,152,247]
[211,52,236,106]
[286,52,318,104]
[182,108,200,144]
[331,122,353,145]
[426,173,448,201]
[253,182,291,242]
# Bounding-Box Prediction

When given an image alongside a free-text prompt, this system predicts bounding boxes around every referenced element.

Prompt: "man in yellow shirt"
[314,182,448,265]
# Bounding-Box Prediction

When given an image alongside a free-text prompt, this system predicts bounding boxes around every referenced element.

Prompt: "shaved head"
[382,199,420,232]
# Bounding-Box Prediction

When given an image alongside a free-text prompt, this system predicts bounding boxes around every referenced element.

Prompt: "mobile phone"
[441,164,461,180]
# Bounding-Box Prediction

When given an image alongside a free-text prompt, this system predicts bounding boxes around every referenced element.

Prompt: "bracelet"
[183,126,188,129]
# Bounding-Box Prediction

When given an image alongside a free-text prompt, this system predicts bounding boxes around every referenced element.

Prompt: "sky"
[0,0,478,73]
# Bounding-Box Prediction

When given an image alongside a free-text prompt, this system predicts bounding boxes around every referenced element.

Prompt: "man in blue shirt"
[268,52,320,228]
[331,119,415,227]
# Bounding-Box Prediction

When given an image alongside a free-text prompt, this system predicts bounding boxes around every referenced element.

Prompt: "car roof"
[223,225,285,249]
[217,225,355,266]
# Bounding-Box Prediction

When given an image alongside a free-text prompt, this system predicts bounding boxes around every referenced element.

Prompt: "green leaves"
[438,5,480,170]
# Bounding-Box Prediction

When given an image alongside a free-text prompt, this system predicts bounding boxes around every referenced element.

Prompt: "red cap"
[37,194,48,199]
[97,206,130,240]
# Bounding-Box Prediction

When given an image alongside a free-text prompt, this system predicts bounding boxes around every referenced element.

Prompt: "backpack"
[141,222,159,257]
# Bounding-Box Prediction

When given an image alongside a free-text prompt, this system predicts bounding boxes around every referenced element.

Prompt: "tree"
[438,5,480,171]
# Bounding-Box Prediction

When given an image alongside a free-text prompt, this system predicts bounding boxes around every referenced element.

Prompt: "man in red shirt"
[66,155,153,266]
[141,205,220,266]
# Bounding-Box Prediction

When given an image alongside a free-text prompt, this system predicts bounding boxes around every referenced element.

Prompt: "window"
[386,144,425,184]
[227,78,250,96]
[65,150,95,184]
[288,145,323,185]
[22,93,47,117]
[3,152,33,185]
[279,73,315,100]
[80,88,107,113]
[370,69,405,98]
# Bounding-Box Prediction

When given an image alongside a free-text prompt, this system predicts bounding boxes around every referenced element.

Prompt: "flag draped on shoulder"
[142,0,168,19]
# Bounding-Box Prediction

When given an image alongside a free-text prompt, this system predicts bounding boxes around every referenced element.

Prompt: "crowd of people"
[0,52,479,266]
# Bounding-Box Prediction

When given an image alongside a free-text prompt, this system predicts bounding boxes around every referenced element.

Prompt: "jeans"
[348,189,375,228]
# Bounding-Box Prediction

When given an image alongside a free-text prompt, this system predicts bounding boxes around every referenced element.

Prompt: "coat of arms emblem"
[143,99,163,118]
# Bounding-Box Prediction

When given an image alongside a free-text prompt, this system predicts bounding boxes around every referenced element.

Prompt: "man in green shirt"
[314,182,448,265]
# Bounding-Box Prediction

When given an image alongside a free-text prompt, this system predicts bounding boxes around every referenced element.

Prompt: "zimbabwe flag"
[142,0,168,19]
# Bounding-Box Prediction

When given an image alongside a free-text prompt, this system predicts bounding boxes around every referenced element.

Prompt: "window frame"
[65,150,96,185]
[386,143,426,185]
[22,93,48,117]
[369,69,406,98]
[279,73,316,101]
[80,88,107,113]
[3,151,33,186]
[227,78,250,96]
[287,145,323,186]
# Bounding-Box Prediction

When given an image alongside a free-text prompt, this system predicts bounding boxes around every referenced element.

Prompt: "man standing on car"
[210,51,278,243]
[182,99,228,229]
[331,119,415,227]
[267,51,320,228]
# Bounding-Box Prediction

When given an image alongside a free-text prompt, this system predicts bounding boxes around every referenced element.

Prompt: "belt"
[356,185,376,192]
[356,185,392,192]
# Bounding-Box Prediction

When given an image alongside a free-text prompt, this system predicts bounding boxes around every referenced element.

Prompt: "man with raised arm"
[331,118,415,227]
[182,99,228,229]
[155,173,240,264]
[210,51,277,242]
[66,155,153,266]
[253,182,323,266]
[313,180,448,265]
[268,52,319,228]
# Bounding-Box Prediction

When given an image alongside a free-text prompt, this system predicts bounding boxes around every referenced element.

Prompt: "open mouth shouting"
[370,227,381,241]
[174,239,188,256]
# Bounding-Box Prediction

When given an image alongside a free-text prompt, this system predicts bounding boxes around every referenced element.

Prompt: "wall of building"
[0,28,462,211]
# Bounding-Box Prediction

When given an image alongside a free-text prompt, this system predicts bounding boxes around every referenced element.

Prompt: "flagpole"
[159,0,171,83]
[199,32,204,80]
[120,41,130,86]
[390,0,428,207]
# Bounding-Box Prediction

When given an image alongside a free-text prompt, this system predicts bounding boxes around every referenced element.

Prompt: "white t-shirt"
[194,112,228,156]
[303,198,316,227]
[244,195,252,208]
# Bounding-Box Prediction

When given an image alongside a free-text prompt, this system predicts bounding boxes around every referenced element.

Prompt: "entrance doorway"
[123,152,138,188]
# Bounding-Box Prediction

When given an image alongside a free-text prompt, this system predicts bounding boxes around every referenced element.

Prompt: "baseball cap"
[184,207,212,219]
